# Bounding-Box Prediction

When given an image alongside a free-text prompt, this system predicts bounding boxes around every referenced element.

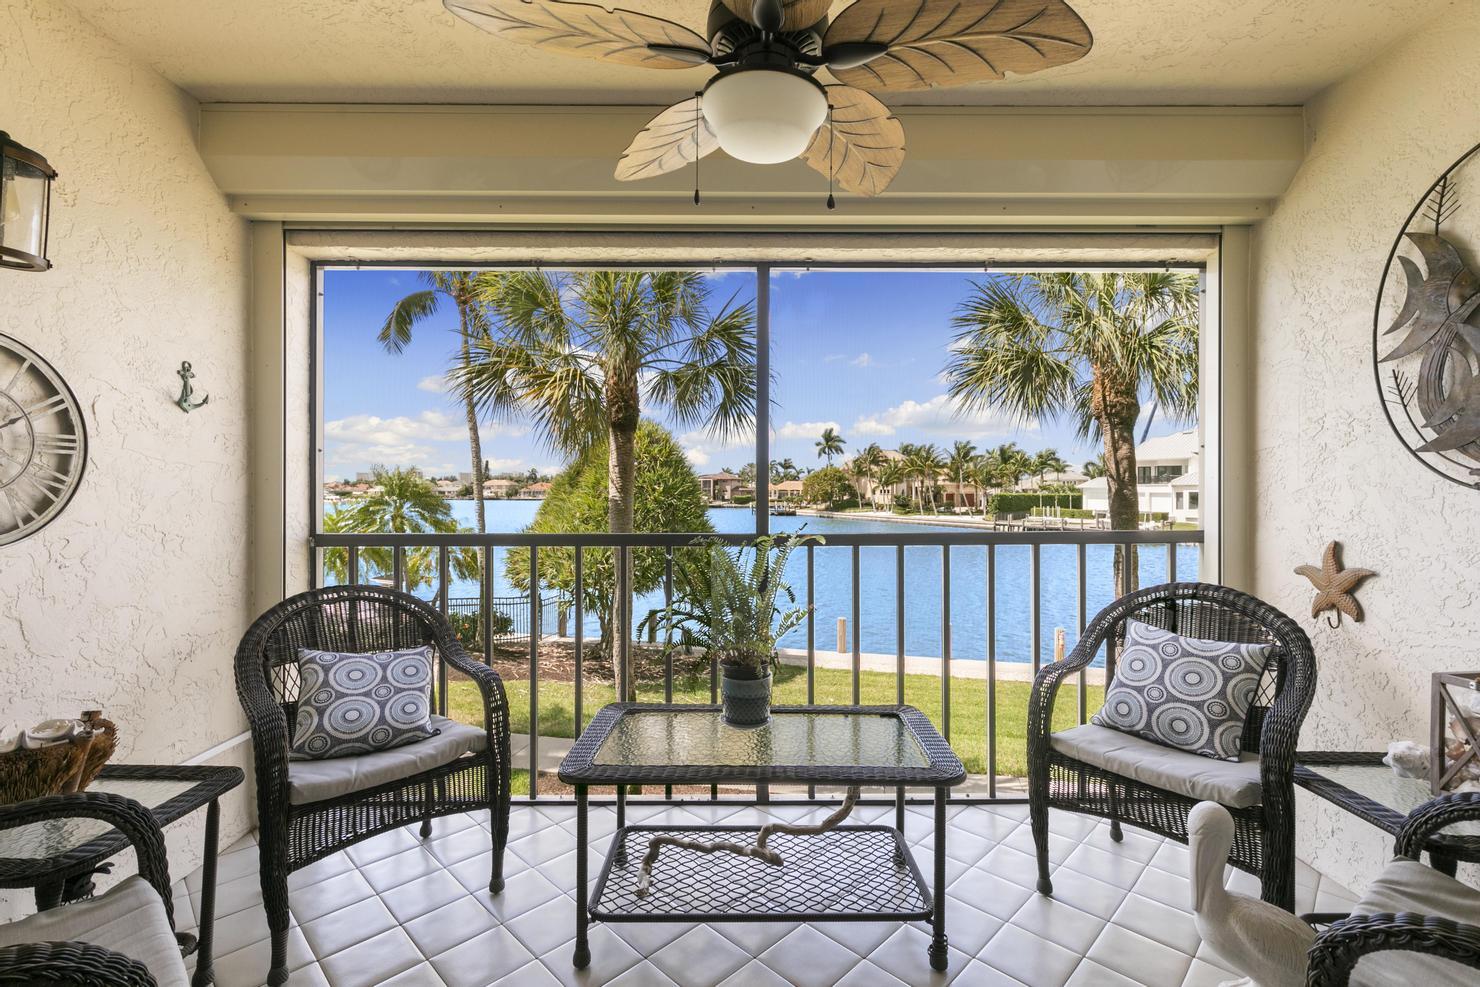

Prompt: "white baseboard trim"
[185,730,251,766]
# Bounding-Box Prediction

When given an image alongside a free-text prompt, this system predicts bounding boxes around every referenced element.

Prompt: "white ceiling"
[68,0,1455,106]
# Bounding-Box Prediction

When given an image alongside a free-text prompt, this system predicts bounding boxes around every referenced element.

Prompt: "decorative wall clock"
[0,333,87,545]
[1374,140,1480,487]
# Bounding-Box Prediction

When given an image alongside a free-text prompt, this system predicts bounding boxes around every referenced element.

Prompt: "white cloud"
[850,394,1032,440]
[417,374,447,394]
[323,411,531,477]
[677,428,750,473]
[823,352,875,367]
[684,447,711,468]
[850,353,874,368]
[775,420,841,440]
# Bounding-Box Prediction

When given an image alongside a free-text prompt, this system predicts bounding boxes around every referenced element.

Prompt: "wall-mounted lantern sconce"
[1,132,57,272]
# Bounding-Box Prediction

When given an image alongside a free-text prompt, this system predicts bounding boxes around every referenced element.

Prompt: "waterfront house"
[6,4,1479,985]
[1080,428,1202,523]
[698,471,743,502]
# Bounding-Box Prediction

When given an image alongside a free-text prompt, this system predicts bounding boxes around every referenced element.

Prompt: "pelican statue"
[1188,802,1315,987]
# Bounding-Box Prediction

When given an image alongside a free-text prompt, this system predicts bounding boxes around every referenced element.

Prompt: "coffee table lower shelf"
[589,823,933,926]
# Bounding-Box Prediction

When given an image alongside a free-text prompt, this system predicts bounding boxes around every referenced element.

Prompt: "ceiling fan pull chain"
[693,91,703,206]
[826,102,836,210]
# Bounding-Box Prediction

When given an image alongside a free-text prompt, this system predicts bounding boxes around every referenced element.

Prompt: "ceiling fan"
[444,0,1093,198]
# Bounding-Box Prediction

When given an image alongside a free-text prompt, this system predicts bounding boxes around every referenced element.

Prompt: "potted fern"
[644,533,819,726]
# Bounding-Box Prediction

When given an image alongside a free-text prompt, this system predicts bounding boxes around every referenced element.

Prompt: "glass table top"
[592,710,931,770]
[0,778,197,861]
[1302,762,1480,837]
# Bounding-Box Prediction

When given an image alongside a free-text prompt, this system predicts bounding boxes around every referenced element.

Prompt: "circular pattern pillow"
[290,646,436,760]
[1091,619,1272,761]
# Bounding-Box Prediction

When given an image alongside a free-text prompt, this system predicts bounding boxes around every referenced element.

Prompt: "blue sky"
[321,268,1189,480]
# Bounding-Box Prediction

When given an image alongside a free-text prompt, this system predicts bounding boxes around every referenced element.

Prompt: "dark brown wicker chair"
[1028,581,1317,911]
[235,585,511,986]
[0,792,184,987]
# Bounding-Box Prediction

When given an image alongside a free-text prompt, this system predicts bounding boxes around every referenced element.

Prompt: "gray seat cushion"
[0,874,187,987]
[289,714,488,805]
[1049,723,1263,808]
[1349,857,1480,987]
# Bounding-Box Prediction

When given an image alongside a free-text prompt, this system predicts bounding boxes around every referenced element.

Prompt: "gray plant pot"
[721,669,773,727]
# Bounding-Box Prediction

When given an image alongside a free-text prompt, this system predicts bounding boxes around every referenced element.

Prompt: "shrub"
[446,608,515,647]
[801,466,854,508]
[1031,507,1095,519]
[892,494,913,514]
[988,492,1082,515]
[732,494,754,505]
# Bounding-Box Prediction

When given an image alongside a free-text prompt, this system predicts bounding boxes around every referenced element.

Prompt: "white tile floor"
[173,802,1358,987]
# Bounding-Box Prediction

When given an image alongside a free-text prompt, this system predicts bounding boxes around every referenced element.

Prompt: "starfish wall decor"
[1294,541,1376,627]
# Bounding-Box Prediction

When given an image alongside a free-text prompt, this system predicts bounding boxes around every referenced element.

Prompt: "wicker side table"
[0,764,244,987]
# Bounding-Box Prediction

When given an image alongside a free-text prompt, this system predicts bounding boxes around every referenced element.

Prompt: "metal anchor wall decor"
[175,361,209,413]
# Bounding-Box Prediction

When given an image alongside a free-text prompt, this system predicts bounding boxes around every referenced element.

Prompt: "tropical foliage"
[640,534,820,678]
[944,271,1198,590]
[456,271,755,692]
[322,467,480,592]
[800,465,854,508]
[504,421,712,683]
[815,426,845,466]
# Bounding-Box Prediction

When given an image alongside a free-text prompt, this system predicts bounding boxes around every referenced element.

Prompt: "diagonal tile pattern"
[176,802,1356,987]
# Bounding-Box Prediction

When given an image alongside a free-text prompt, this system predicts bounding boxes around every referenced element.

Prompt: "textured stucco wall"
[0,0,252,898]
[1251,7,1480,894]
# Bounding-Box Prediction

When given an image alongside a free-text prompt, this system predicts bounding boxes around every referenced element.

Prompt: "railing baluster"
[986,544,996,798]
[574,547,584,735]
[1168,540,1178,583]
[392,545,405,593]
[438,546,449,718]
[348,546,359,585]
[1031,542,1042,675]
[851,545,861,706]
[897,543,906,817]
[482,549,495,670]
[664,548,673,800]
[941,546,951,743]
[529,545,539,801]
[1077,542,1087,726]
[807,543,815,802]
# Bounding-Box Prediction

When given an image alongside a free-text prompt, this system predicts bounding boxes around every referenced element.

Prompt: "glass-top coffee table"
[1296,751,1480,875]
[559,704,966,972]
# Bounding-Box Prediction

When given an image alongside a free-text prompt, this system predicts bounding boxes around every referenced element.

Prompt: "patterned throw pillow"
[1092,619,1272,761]
[290,646,437,760]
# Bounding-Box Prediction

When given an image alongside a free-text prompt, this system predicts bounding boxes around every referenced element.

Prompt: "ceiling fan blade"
[824,0,1092,91]
[445,0,711,70]
[719,0,832,32]
[615,98,719,182]
[799,85,904,197]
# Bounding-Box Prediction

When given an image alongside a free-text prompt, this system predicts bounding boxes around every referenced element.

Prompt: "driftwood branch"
[635,787,862,896]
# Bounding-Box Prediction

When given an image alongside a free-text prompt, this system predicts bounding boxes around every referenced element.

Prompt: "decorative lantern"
[0,132,57,272]
[1430,671,1480,795]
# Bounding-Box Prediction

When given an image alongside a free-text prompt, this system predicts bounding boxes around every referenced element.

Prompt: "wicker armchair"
[1306,792,1480,985]
[1028,582,1317,911]
[0,792,186,986]
[235,585,511,986]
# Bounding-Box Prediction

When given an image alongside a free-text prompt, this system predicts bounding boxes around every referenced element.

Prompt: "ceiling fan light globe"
[702,69,826,165]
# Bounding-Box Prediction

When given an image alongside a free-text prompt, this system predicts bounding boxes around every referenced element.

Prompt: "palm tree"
[346,467,480,593]
[946,440,977,510]
[876,459,908,509]
[850,443,886,508]
[1083,454,1108,479]
[905,443,946,512]
[816,426,845,466]
[379,272,490,535]
[969,454,1000,517]
[1031,448,1071,510]
[454,270,755,697]
[945,272,1198,593]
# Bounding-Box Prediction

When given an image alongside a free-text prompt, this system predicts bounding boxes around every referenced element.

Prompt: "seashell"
[0,724,22,754]
[1384,740,1430,779]
[21,718,86,749]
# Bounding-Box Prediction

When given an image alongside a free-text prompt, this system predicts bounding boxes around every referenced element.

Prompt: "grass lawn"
[449,662,1102,780]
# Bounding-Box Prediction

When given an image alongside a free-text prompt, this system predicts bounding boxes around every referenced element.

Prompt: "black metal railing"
[312,528,1203,804]
[445,594,566,650]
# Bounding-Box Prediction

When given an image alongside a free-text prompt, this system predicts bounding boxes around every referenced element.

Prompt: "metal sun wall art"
[1375,141,1480,487]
